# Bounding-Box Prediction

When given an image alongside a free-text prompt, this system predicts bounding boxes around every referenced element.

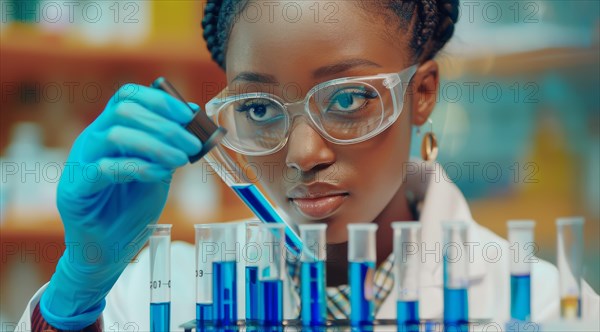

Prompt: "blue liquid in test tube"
[258,224,286,326]
[397,301,419,332]
[442,221,469,330]
[392,222,422,332]
[245,221,261,322]
[196,303,212,332]
[443,287,468,323]
[349,261,376,326]
[195,224,215,330]
[213,261,238,326]
[347,223,378,327]
[150,303,170,332]
[196,223,239,327]
[246,266,259,321]
[301,262,327,325]
[510,274,531,321]
[148,225,172,332]
[508,220,535,321]
[196,303,212,322]
[259,279,284,325]
[299,224,328,327]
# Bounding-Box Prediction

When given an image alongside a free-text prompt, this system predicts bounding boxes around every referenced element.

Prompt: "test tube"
[507,220,536,321]
[442,221,469,327]
[208,223,239,327]
[194,224,214,330]
[556,217,584,319]
[148,224,172,332]
[348,223,378,327]
[258,223,286,325]
[392,222,421,331]
[245,221,261,322]
[299,224,328,326]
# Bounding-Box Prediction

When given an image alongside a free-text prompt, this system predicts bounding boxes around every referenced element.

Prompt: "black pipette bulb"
[151,77,227,163]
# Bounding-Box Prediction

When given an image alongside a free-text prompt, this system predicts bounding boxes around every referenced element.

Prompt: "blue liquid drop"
[150,302,170,332]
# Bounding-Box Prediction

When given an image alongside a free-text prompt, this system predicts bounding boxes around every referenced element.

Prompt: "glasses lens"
[216,96,287,154]
[309,82,386,141]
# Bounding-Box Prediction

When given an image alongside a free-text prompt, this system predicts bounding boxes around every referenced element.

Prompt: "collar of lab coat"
[404,159,487,287]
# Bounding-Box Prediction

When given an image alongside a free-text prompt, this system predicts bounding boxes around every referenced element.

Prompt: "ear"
[410,60,439,126]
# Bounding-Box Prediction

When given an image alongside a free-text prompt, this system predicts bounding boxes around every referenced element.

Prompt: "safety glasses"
[205,65,418,156]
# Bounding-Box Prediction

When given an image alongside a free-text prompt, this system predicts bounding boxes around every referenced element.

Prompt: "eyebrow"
[312,58,382,79]
[231,58,382,84]
[231,72,278,84]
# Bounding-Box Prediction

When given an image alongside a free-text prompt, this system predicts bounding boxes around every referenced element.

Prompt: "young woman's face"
[225,2,417,243]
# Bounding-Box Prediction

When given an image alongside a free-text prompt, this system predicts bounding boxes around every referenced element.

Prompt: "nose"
[285,118,336,173]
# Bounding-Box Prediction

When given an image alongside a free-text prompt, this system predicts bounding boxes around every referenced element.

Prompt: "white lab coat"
[17,162,600,331]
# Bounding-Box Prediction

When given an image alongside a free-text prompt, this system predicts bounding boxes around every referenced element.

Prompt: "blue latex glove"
[40,84,202,330]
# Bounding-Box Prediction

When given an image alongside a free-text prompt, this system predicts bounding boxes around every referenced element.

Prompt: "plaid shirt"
[286,253,396,319]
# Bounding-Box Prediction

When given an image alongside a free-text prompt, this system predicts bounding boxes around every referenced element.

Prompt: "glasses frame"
[205,64,418,156]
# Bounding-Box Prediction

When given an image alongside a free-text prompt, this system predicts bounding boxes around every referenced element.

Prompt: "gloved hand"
[40,84,202,330]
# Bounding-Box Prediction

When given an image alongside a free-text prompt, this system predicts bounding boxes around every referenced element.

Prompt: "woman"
[18,0,599,331]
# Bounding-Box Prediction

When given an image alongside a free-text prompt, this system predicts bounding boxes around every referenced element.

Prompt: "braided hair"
[201,0,460,70]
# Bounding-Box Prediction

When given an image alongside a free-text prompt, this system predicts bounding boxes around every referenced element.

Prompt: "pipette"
[151,78,302,258]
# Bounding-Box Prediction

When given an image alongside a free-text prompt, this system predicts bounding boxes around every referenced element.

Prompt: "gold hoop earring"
[418,119,438,162]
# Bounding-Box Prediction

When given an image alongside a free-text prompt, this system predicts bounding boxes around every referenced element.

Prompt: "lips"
[287,183,349,219]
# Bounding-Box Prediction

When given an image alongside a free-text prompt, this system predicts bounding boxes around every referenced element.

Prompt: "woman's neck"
[326,181,414,286]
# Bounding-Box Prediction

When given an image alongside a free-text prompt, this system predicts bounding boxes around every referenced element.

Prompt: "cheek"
[243,154,289,206]
[340,111,413,217]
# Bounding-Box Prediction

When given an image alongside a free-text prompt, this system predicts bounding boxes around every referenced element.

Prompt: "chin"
[284,206,355,242]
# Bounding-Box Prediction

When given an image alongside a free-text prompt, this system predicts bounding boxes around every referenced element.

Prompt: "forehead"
[225,1,412,83]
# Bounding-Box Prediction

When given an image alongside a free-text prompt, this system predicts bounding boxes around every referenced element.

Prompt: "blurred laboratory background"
[1,0,598,326]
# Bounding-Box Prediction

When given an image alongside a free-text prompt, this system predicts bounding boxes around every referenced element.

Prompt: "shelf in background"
[0,24,227,153]
[3,25,599,81]
[0,25,225,83]
[1,202,254,244]
[439,44,600,78]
